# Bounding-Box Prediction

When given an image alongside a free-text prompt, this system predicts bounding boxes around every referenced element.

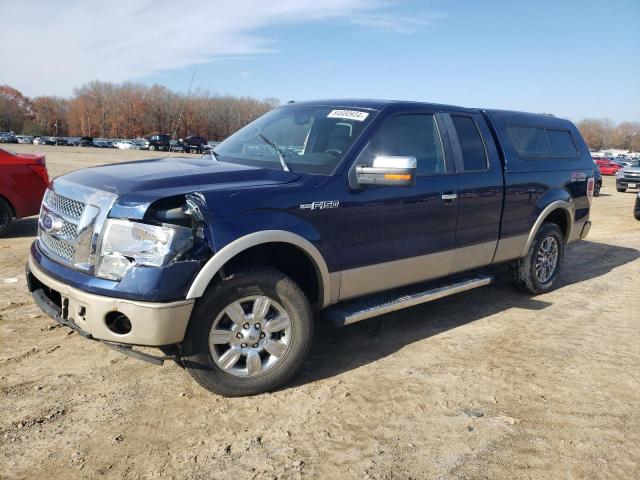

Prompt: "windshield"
[214,105,375,175]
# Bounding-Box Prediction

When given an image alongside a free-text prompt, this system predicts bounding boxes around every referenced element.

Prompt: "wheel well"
[543,208,569,240]
[222,242,320,304]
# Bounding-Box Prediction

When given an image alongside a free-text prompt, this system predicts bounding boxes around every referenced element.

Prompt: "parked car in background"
[0,133,19,143]
[0,147,49,236]
[598,161,622,175]
[115,140,135,149]
[79,136,94,147]
[169,140,185,152]
[593,161,602,196]
[16,135,34,144]
[53,138,69,146]
[615,160,633,168]
[182,135,209,154]
[143,133,171,151]
[33,136,55,145]
[616,160,640,192]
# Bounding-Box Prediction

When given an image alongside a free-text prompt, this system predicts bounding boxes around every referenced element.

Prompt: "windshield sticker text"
[327,110,369,122]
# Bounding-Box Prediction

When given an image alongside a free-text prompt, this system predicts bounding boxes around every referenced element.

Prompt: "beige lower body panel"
[29,256,194,346]
[492,234,529,263]
[338,250,453,301]
[337,240,517,302]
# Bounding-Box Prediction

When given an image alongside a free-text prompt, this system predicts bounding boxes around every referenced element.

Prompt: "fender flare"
[521,200,574,257]
[186,230,332,307]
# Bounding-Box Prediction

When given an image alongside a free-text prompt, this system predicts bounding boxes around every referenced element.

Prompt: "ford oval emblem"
[42,212,61,233]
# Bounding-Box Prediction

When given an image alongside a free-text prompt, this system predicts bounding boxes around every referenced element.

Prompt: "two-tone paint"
[30,100,594,315]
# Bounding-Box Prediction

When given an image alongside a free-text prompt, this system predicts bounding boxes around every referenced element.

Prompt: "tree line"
[575,118,640,152]
[2,82,639,150]
[0,82,278,141]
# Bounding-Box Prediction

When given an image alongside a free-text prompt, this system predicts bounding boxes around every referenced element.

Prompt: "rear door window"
[451,115,488,171]
[547,129,579,158]
[509,126,550,157]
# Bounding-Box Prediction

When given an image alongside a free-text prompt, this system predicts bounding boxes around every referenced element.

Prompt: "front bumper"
[27,255,194,346]
[617,178,640,189]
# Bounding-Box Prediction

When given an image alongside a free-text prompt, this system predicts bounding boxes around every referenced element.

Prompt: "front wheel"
[511,222,565,294]
[180,268,313,396]
[149,144,156,151]
[0,198,13,237]
[617,187,626,192]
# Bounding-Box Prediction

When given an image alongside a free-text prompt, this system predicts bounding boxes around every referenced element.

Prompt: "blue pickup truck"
[27,100,595,396]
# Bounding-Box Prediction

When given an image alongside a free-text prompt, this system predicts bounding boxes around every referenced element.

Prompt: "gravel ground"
[1,145,639,479]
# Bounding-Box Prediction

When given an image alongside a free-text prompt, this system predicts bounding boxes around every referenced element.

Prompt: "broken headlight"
[97,219,193,280]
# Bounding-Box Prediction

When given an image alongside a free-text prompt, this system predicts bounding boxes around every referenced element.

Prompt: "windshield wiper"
[259,133,290,172]
[204,145,219,162]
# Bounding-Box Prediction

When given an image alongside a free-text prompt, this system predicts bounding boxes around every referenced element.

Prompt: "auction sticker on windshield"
[327,110,369,121]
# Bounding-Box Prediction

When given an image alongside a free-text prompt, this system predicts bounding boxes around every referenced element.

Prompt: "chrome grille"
[45,190,85,219]
[60,219,78,239]
[40,232,75,262]
[37,179,117,273]
[38,189,86,266]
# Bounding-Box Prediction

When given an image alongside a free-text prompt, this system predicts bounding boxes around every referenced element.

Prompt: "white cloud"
[0,0,434,96]
[349,13,447,34]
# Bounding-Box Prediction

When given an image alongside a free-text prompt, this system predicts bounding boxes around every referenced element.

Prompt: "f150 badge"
[300,200,340,210]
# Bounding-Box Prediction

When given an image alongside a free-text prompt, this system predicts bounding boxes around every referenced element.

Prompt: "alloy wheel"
[535,237,559,283]
[208,295,292,377]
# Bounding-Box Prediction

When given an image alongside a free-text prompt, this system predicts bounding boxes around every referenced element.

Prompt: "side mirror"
[355,156,417,186]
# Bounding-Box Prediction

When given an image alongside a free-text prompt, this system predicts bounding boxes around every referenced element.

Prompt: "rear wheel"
[594,182,601,197]
[0,198,13,237]
[511,223,565,294]
[180,268,313,396]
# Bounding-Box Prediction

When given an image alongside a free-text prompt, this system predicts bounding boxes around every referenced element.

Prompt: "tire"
[149,145,156,151]
[617,187,626,192]
[594,182,601,197]
[180,268,313,396]
[511,222,565,294]
[0,198,13,237]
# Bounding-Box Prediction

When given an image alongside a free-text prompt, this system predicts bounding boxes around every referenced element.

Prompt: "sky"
[1,0,639,122]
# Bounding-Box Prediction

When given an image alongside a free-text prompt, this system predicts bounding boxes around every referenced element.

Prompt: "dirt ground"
[1,145,639,479]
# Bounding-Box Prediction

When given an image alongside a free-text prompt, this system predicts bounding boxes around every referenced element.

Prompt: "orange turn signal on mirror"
[384,174,411,180]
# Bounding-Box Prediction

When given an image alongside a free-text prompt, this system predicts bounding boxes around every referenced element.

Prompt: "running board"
[325,274,492,327]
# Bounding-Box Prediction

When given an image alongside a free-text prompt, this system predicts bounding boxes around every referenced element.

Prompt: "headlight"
[97,219,193,280]
[616,170,624,177]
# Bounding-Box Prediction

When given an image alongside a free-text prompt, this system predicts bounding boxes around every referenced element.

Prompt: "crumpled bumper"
[27,254,194,347]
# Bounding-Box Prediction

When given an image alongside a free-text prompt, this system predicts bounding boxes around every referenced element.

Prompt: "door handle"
[441,192,458,201]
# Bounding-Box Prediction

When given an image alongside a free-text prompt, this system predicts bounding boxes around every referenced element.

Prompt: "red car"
[597,161,622,176]
[0,147,49,236]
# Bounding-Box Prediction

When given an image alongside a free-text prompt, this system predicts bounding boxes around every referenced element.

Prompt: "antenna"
[172,70,196,141]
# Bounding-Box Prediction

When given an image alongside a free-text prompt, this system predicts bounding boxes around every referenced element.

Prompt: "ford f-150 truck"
[26,100,595,396]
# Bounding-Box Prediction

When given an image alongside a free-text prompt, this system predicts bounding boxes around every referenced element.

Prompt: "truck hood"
[60,156,301,205]
[622,166,640,174]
